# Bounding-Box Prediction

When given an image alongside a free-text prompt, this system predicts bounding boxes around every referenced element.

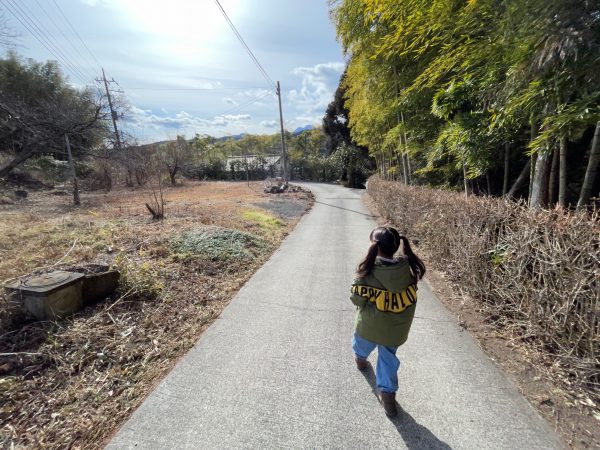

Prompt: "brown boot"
[355,357,369,371]
[379,391,398,417]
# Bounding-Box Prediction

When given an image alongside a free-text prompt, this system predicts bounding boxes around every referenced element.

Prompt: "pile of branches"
[368,176,599,404]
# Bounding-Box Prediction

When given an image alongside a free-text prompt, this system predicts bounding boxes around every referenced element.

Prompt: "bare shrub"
[143,157,166,220]
[368,176,599,403]
[145,182,165,220]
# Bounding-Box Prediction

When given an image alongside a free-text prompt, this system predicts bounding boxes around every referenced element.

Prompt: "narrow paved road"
[107,183,562,450]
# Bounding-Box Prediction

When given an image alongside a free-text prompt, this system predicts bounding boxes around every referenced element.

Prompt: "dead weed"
[0,181,313,449]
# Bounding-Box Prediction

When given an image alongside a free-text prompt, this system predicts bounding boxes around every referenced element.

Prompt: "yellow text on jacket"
[351,284,417,313]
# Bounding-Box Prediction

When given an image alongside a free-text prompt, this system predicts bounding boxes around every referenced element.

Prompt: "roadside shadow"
[314,200,376,218]
[360,365,453,450]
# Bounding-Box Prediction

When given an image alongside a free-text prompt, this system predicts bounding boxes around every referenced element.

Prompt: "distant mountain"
[292,125,315,135]
[216,133,247,142]
[146,127,317,147]
[149,140,171,146]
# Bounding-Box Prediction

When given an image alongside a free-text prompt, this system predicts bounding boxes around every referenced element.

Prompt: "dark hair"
[357,226,426,280]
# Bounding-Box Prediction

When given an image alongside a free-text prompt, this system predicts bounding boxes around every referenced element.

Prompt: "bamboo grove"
[329,0,600,208]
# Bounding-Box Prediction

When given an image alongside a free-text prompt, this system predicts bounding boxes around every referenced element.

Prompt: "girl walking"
[350,226,426,417]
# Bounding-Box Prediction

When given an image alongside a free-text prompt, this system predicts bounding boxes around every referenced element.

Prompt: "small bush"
[170,226,268,262]
[114,255,164,300]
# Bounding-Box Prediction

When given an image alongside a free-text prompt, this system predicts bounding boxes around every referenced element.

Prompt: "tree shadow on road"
[360,364,453,450]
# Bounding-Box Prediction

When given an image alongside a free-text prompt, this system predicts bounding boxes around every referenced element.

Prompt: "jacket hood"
[371,257,414,291]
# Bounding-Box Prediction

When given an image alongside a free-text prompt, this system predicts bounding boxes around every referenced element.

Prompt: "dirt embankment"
[0,181,312,449]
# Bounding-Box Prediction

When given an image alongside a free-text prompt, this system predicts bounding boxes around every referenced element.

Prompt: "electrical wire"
[1,0,284,145]
[218,90,274,117]
[50,0,103,69]
[5,0,91,82]
[213,0,276,89]
[122,86,267,91]
[1,0,91,84]
[33,0,99,80]
[2,2,86,85]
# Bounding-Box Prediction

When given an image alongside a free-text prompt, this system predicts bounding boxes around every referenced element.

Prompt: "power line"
[218,90,274,117]
[33,0,99,80]
[1,0,88,84]
[50,0,103,69]
[122,86,267,91]
[5,0,92,83]
[1,0,81,83]
[213,0,276,89]
[211,0,286,178]
[1,0,91,84]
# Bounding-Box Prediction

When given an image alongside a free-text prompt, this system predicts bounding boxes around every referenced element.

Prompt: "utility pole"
[276,81,288,181]
[64,134,80,206]
[98,68,122,152]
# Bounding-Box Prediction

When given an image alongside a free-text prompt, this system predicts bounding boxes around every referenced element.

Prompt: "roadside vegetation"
[326,1,600,447]
[330,0,600,209]
[1,1,599,447]
[0,182,312,449]
[0,41,325,450]
[368,176,599,448]
[0,49,370,206]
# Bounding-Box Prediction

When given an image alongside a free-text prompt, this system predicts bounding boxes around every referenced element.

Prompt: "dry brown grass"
[0,181,312,449]
[367,176,599,415]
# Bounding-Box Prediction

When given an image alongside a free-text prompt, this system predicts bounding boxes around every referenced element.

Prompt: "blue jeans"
[352,333,400,393]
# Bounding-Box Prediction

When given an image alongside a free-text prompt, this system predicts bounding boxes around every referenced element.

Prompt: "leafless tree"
[144,157,165,220]
[160,136,191,185]
[0,12,17,48]
[0,95,108,177]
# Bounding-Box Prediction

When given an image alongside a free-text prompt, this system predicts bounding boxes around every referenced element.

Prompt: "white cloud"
[293,61,345,74]
[124,107,252,132]
[130,105,152,115]
[260,120,278,128]
[222,97,238,106]
[288,61,344,119]
[41,0,344,141]
[221,114,251,121]
[241,88,274,98]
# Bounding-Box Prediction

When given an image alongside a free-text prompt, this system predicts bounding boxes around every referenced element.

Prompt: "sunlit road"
[107,183,562,450]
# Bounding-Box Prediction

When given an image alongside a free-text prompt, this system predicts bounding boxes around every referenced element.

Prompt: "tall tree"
[322,71,352,154]
[577,121,600,209]
[329,0,600,206]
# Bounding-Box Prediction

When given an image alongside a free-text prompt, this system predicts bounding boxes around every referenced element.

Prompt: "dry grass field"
[0,181,312,449]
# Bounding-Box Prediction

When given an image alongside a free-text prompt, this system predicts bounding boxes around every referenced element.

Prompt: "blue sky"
[1,0,345,142]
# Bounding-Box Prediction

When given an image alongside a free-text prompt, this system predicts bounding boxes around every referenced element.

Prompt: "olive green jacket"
[350,257,417,347]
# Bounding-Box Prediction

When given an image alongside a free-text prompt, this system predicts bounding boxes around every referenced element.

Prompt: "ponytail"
[357,226,426,279]
[357,242,379,277]
[399,235,426,280]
